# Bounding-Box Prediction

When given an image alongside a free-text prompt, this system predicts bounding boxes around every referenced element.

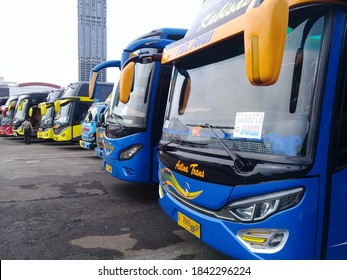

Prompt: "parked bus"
[37,88,65,139]
[80,60,121,151]
[0,95,18,136]
[157,0,347,259]
[102,28,187,184]
[53,82,113,142]
[94,107,108,158]
[80,101,108,150]
[12,91,50,137]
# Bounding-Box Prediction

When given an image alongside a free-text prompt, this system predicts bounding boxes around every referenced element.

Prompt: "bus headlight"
[225,187,304,222]
[119,144,142,160]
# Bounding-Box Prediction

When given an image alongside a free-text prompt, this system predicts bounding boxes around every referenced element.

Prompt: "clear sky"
[0,0,202,87]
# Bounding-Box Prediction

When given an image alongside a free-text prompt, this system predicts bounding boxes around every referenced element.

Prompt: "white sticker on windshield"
[163,120,170,128]
[234,112,265,139]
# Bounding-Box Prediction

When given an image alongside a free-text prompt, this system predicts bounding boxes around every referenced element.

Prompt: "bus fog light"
[269,233,285,247]
[237,229,288,253]
[225,187,304,222]
[119,144,142,160]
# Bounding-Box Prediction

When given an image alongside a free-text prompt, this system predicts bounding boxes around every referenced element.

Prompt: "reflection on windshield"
[14,99,29,120]
[162,12,325,162]
[40,106,54,126]
[1,116,12,126]
[62,84,79,97]
[109,63,154,128]
[83,106,99,122]
[55,102,71,125]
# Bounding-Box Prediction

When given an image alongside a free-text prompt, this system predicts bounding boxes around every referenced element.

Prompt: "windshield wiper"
[159,137,207,152]
[109,113,125,126]
[203,123,255,173]
[107,113,128,136]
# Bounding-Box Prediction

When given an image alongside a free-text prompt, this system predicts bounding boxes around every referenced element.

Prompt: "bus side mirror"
[178,76,191,115]
[8,102,12,111]
[89,71,99,99]
[97,112,105,127]
[18,101,23,111]
[244,0,289,85]
[41,104,47,115]
[54,101,60,112]
[87,111,93,122]
[120,61,135,104]
[29,107,33,117]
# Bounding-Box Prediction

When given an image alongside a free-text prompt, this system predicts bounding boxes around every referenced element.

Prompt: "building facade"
[78,0,107,82]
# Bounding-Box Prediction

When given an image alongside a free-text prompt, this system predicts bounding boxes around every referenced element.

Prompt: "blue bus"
[80,60,121,151]
[102,28,187,184]
[157,0,347,259]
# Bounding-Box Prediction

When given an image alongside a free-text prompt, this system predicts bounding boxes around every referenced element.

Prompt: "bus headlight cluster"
[225,187,304,222]
[119,144,142,160]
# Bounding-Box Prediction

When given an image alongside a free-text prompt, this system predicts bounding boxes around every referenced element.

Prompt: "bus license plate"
[177,212,201,238]
[106,163,112,173]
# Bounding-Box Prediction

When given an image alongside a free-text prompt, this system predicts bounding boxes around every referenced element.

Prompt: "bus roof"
[162,0,346,63]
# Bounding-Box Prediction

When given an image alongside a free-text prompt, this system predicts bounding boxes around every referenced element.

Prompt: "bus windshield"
[40,105,54,126]
[162,7,325,163]
[109,62,155,128]
[55,102,72,125]
[1,115,12,125]
[83,105,100,122]
[13,99,29,121]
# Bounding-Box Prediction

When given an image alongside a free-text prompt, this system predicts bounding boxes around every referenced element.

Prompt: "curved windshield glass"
[54,102,72,125]
[62,83,88,98]
[83,105,99,122]
[162,8,325,163]
[1,116,12,125]
[109,62,154,128]
[40,105,54,126]
[3,109,14,121]
[13,99,29,121]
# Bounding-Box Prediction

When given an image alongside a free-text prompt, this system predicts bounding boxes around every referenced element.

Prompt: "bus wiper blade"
[186,123,234,130]
[109,113,125,126]
[159,138,207,152]
[168,138,208,147]
[176,139,208,147]
[204,123,254,173]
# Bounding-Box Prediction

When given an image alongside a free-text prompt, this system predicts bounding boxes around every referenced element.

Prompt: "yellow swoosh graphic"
[161,168,203,200]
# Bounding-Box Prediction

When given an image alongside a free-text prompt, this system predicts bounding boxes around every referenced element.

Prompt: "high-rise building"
[78,0,107,82]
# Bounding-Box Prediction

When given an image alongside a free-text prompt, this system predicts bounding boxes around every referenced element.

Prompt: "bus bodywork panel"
[104,132,153,183]
[53,123,83,142]
[159,163,320,259]
[95,126,105,159]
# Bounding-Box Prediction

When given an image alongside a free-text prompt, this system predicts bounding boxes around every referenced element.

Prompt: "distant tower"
[78,0,107,82]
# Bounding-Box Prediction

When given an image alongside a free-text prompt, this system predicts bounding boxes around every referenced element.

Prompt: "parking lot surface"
[0,136,229,260]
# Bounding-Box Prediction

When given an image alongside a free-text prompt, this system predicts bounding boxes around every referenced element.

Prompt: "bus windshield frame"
[13,98,30,121]
[108,48,159,130]
[161,6,327,166]
[54,101,72,126]
[40,105,54,126]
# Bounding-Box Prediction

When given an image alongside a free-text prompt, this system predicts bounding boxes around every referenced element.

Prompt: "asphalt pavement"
[0,136,229,260]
